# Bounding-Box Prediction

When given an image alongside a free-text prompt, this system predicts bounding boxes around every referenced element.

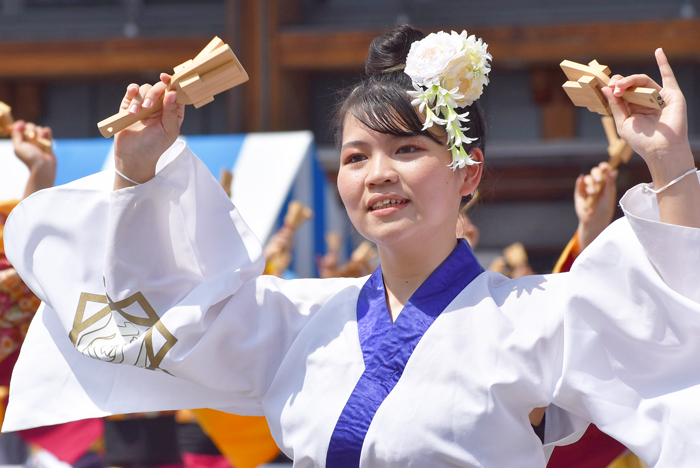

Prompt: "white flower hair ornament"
[405,30,492,170]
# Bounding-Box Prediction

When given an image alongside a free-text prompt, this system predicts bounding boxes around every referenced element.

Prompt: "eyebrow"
[340,140,370,151]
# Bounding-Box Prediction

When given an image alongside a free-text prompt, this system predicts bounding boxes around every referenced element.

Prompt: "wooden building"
[1,0,698,270]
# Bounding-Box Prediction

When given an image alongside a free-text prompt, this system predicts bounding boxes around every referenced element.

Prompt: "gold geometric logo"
[70,292,110,345]
[71,291,177,371]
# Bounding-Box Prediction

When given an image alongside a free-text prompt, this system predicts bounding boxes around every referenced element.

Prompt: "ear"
[458,147,484,197]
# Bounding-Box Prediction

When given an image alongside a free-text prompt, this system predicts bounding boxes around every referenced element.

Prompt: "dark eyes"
[342,144,423,164]
[396,144,422,154]
[343,153,367,164]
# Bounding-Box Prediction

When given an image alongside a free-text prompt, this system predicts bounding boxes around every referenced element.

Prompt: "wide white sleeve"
[552,174,700,466]
[3,141,356,431]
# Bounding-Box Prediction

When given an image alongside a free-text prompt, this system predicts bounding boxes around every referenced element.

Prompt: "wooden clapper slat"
[583,116,635,209]
[561,58,661,209]
[560,59,665,115]
[98,37,248,137]
[0,101,52,151]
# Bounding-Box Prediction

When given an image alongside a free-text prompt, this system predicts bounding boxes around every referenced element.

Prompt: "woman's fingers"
[583,174,596,195]
[626,102,661,115]
[574,174,592,227]
[10,120,26,145]
[161,90,184,136]
[610,74,662,96]
[38,125,53,140]
[595,162,612,180]
[126,83,152,115]
[141,81,168,110]
[24,122,37,140]
[120,84,140,112]
[575,174,585,194]
[120,72,174,113]
[601,168,618,196]
[601,86,629,129]
[655,48,680,92]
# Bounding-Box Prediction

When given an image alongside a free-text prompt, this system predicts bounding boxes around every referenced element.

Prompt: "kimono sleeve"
[3,141,354,431]
[552,175,700,467]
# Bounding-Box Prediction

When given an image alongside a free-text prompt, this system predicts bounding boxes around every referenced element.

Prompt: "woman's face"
[337,114,481,251]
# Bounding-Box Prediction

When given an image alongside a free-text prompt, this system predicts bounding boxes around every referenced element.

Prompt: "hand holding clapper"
[560,59,665,115]
[98,37,248,137]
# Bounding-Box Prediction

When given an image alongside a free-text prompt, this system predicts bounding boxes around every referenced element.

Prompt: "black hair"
[333,25,487,209]
[334,25,486,152]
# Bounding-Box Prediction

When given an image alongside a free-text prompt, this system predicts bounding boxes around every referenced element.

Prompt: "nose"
[366,153,398,187]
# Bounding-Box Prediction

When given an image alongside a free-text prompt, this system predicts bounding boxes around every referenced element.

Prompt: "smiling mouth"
[369,199,409,211]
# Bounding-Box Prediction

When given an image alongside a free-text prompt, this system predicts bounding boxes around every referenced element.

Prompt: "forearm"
[112,80,183,191]
[577,220,605,251]
[22,158,56,199]
[602,50,699,229]
[649,148,700,228]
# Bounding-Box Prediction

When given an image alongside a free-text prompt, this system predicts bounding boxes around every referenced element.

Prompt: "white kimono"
[3,141,700,467]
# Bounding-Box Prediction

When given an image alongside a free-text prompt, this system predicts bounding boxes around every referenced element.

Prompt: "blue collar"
[327,239,484,467]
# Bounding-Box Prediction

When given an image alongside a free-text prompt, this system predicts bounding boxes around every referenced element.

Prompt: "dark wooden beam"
[477,164,655,203]
[14,82,43,123]
[239,0,265,132]
[0,81,42,123]
[278,29,374,71]
[225,0,243,133]
[0,38,209,78]
[277,0,305,26]
[277,19,700,71]
[270,0,311,132]
[530,67,576,140]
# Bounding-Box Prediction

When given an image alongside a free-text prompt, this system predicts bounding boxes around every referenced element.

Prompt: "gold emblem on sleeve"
[71,291,177,371]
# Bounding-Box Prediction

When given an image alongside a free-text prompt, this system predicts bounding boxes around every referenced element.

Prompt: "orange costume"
[0,200,103,466]
[193,410,281,468]
[0,200,39,368]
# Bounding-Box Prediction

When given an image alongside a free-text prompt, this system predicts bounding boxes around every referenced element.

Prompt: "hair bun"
[365,24,425,76]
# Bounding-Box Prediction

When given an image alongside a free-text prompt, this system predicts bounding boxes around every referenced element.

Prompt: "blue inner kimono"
[327,239,484,467]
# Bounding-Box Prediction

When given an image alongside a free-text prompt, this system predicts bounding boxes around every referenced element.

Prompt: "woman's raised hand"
[11,120,56,198]
[603,48,700,228]
[575,161,618,250]
[113,73,185,189]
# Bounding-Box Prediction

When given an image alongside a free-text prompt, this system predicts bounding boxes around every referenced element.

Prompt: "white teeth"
[371,199,405,210]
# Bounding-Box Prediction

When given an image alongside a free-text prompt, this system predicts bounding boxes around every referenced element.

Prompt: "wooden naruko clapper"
[98,37,248,138]
[560,59,665,115]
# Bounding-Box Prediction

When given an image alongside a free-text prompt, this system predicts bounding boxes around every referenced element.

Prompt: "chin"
[360,224,419,249]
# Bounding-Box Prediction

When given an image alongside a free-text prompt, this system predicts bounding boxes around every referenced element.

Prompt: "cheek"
[407,160,450,191]
[336,170,363,212]
[409,164,462,210]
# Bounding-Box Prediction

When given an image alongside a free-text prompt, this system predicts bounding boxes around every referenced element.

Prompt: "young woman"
[4,26,700,467]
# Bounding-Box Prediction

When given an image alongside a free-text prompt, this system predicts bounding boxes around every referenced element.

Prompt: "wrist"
[645,145,695,188]
[113,154,157,185]
[576,224,589,251]
[28,157,57,183]
[577,221,604,251]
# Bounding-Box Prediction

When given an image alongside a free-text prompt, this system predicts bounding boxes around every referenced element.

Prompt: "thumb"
[601,86,629,131]
[574,174,587,203]
[161,90,184,137]
[10,120,25,146]
[603,169,618,198]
